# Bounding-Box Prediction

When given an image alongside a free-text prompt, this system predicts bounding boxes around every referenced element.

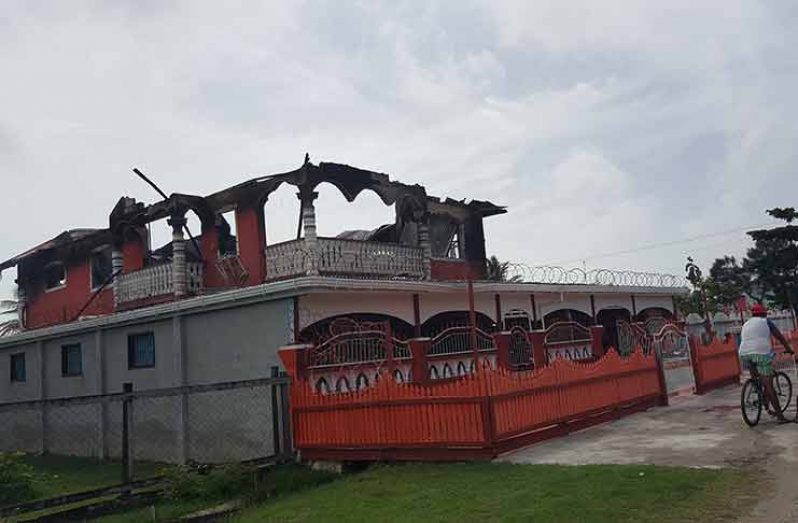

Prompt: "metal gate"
[652,324,695,393]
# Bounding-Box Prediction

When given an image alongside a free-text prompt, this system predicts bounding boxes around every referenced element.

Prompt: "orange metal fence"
[690,336,741,394]
[280,347,665,461]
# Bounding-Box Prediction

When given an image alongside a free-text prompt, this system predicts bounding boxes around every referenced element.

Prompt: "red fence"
[279,348,666,461]
[690,329,798,395]
[690,336,741,394]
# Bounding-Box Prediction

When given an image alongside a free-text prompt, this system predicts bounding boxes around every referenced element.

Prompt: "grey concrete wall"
[0,296,292,463]
[44,333,99,398]
[184,300,290,384]
[0,342,40,402]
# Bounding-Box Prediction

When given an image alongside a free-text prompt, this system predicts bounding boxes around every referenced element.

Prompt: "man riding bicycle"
[739,303,795,422]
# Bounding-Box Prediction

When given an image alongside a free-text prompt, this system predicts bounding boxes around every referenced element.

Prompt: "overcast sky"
[1,1,797,298]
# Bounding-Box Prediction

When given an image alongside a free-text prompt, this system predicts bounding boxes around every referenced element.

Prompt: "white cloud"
[1,0,797,298]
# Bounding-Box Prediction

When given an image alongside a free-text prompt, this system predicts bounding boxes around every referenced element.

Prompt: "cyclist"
[739,303,795,422]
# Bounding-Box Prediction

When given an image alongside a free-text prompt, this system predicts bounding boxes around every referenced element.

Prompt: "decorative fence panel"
[508,327,533,370]
[690,336,741,394]
[543,321,594,362]
[281,347,665,461]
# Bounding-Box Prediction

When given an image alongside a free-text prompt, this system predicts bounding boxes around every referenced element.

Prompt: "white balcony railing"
[116,262,204,304]
[265,237,425,281]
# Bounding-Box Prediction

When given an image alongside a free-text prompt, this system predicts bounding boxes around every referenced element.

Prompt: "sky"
[1,0,797,298]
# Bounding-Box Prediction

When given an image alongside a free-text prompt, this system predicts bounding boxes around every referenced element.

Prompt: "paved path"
[499,386,798,522]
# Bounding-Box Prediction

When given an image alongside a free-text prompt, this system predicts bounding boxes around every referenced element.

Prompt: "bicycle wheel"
[775,372,793,414]
[741,379,763,427]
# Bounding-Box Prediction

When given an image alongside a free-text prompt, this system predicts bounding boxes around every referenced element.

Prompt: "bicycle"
[741,360,793,426]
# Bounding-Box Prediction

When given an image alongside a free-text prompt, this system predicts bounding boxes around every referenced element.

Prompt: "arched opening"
[335,376,351,393]
[263,182,302,246]
[355,373,369,390]
[442,363,454,378]
[143,210,204,267]
[314,377,330,394]
[503,309,531,331]
[543,309,592,328]
[314,182,396,241]
[635,307,675,335]
[596,308,631,352]
[299,313,414,344]
[421,311,497,338]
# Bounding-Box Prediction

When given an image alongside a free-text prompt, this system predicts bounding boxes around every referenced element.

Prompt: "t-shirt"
[738,317,776,356]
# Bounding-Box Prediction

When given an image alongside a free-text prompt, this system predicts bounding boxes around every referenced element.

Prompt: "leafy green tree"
[745,207,798,314]
[705,256,747,308]
[484,256,523,283]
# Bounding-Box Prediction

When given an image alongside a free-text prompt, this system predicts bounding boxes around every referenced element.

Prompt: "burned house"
[0,160,684,462]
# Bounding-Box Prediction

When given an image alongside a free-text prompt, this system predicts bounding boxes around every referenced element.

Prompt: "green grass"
[96,463,337,523]
[18,454,163,501]
[235,462,758,523]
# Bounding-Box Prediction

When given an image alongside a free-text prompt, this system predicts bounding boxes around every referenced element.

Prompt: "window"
[218,210,238,257]
[127,332,155,369]
[90,249,113,290]
[445,224,465,259]
[10,353,25,382]
[44,262,66,290]
[61,344,82,377]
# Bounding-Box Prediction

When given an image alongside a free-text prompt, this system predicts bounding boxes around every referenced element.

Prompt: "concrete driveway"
[498,385,798,523]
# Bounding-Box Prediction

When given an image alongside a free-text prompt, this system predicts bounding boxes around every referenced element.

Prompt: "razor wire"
[506,264,688,288]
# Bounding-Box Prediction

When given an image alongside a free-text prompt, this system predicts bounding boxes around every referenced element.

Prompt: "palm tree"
[0,298,20,337]
[485,256,523,282]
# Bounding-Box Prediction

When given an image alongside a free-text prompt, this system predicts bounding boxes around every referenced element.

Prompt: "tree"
[484,256,523,283]
[0,299,20,337]
[745,207,798,314]
[705,256,747,307]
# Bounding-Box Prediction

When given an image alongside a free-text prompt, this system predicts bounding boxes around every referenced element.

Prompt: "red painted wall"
[199,227,227,288]
[431,260,485,281]
[236,205,266,286]
[122,238,146,272]
[25,259,114,330]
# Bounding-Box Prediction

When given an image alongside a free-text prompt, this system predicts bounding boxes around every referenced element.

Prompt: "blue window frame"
[61,343,82,377]
[10,353,25,382]
[127,332,155,369]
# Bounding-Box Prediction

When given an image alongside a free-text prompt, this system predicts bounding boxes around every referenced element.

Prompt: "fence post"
[529,330,547,369]
[121,382,134,491]
[494,332,511,370]
[270,366,282,458]
[278,374,293,459]
[654,348,669,406]
[590,325,605,358]
[689,336,704,394]
[409,338,430,385]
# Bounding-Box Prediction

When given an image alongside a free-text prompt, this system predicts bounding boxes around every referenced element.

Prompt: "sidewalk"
[498,386,798,522]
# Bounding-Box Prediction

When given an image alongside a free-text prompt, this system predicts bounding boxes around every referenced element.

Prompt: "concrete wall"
[0,296,292,463]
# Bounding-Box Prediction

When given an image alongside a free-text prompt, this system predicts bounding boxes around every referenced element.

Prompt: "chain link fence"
[0,372,291,480]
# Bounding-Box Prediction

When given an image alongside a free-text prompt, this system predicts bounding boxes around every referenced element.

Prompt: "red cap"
[751,303,768,316]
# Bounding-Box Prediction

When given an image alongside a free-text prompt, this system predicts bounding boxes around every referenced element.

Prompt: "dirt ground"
[498,385,798,522]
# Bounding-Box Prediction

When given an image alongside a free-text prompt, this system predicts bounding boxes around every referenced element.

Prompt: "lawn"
[16,454,162,501]
[235,462,757,523]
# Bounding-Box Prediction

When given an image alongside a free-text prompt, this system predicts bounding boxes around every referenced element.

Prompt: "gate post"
[409,338,430,385]
[494,332,511,370]
[654,349,669,406]
[529,330,547,369]
[590,325,606,358]
[278,344,311,380]
[689,336,704,394]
